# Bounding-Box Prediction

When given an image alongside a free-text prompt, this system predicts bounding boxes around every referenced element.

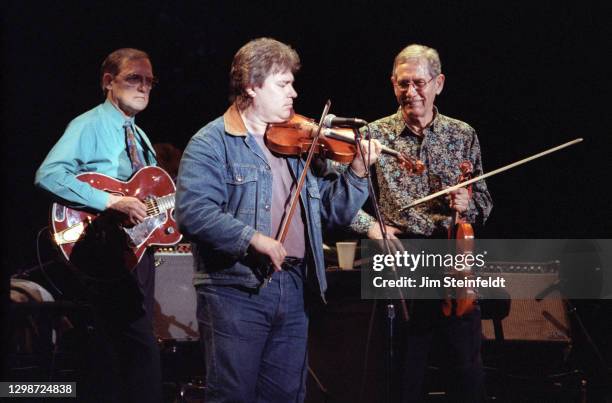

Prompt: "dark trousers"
[196,259,309,403]
[397,303,484,403]
[79,250,162,403]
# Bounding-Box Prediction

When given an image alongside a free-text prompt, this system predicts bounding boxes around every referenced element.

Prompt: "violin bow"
[275,100,331,245]
[401,138,583,211]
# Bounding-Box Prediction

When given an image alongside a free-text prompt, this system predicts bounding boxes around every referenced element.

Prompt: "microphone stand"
[351,126,409,403]
[541,281,607,390]
[533,258,606,400]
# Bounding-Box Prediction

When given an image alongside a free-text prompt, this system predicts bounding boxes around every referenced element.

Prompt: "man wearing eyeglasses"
[351,44,493,402]
[35,48,161,403]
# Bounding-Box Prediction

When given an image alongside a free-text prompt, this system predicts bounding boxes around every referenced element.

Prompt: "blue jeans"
[196,259,309,403]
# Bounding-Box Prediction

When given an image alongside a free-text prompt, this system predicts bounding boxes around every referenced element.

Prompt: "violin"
[265,113,425,174]
[442,161,477,317]
[448,161,475,241]
[265,106,411,321]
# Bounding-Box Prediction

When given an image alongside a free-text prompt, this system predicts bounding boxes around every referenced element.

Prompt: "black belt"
[283,256,305,267]
[282,257,306,280]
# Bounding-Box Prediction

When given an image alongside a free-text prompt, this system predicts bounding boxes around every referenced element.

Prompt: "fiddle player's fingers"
[377,229,399,255]
[388,236,404,255]
[366,139,381,152]
[387,227,405,253]
[451,187,469,198]
[358,140,368,154]
[360,139,381,164]
[372,139,382,158]
[450,198,468,213]
[358,139,370,151]
[271,246,286,272]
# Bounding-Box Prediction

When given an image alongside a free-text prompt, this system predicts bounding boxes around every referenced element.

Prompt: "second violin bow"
[401,137,583,211]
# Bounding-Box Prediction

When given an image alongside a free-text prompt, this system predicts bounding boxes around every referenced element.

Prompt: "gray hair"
[392,44,442,78]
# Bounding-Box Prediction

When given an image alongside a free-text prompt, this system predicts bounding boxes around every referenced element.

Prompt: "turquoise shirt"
[35,100,157,211]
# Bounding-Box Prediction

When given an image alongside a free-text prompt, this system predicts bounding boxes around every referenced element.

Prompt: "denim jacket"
[175,105,369,298]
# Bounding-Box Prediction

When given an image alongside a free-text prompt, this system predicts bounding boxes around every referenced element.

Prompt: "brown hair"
[229,38,300,110]
[100,48,150,95]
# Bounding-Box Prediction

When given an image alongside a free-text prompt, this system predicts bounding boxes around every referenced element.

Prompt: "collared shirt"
[351,107,493,236]
[35,100,156,211]
[175,104,369,296]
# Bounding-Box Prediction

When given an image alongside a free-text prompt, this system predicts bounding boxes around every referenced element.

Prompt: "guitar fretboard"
[146,194,175,216]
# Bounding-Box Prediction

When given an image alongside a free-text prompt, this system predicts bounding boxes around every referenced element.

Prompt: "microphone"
[323,114,368,128]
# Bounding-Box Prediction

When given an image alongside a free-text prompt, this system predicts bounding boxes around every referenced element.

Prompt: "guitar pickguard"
[124,212,168,248]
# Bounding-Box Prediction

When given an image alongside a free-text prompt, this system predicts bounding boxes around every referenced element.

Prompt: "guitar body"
[51,166,181,270]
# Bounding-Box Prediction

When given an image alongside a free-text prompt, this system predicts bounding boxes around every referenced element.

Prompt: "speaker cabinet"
[480,261,570,343]
[153,252,199,340]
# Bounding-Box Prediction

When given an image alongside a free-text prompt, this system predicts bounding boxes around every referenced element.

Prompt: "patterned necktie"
[124,121,145,172]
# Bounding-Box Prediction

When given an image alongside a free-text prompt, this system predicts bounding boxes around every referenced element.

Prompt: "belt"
[282,256,306,279]
[283,256,305,267]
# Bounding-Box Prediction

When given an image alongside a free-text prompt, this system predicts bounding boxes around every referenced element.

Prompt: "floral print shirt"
[351,107,493,236]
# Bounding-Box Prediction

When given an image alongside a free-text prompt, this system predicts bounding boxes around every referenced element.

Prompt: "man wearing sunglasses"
[35,48,161,403]
[351,44,493,402]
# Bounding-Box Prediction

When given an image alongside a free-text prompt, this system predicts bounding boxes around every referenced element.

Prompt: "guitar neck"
[145,193,175,217]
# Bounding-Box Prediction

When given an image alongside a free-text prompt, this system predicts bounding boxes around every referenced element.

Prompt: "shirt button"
[236,176,243,182]
[265,165,271,170]
[264,204,270,211]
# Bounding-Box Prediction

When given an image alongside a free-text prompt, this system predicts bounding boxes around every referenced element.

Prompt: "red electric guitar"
[50,166,182,270]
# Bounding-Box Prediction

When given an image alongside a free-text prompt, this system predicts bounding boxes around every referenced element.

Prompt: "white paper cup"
[336,241,357,270]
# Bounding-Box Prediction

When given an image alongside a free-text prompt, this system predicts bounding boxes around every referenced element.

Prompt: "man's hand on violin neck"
[449,188,470,213]
[350,139,382,177]
[367,223,401,240]
[249,232,287,272]
[367,223,404,253]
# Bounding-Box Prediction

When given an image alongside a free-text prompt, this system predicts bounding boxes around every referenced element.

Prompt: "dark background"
[3,1,611,275]
[2,0,611,394]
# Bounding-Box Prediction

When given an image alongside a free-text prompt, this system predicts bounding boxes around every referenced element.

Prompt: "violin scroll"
[398,153,426,175]
[458,161,473,180]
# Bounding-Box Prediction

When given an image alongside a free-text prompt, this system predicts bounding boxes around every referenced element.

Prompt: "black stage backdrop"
[4,1,611,273]
[2,0,611,378]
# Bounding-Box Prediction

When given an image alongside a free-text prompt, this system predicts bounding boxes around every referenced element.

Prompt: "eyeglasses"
[117,73,159,89]
[393,75,436,90]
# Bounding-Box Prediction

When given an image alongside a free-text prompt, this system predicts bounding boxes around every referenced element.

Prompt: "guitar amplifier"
[479,261,570,343]
[153,248,199,340]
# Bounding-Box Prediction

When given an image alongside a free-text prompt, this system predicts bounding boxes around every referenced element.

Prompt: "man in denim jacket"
[175,37,381,402]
